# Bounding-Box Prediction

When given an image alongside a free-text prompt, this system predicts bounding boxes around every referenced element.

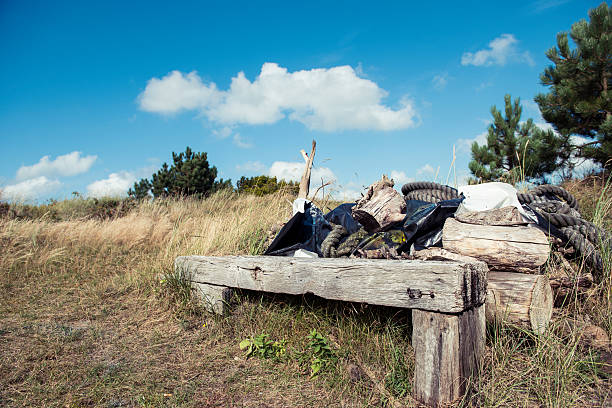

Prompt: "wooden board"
[412,305,485,406]
[176,255,487,313]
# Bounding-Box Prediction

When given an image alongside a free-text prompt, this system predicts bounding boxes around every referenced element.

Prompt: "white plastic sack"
[456,182,536,222]
[292,198,310,215]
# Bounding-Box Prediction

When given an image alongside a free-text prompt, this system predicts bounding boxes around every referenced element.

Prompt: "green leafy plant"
[239,333,287,360]
[304,329,336,378]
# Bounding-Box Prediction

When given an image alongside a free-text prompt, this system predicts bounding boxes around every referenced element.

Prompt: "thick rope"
[401,182,459,202]
[321,224,348,258]
[519,184,608,278]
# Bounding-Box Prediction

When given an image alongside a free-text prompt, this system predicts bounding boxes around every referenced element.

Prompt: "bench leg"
[412,305,485,406]
[192,282,233,315]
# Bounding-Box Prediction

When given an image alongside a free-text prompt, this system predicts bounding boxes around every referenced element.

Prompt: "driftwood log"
[442,218,550,270]
[486,271,553,334]
[352,175,406,233]
[413,248,553,333]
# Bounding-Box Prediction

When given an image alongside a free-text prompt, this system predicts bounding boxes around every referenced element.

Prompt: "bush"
[237,175,298,196]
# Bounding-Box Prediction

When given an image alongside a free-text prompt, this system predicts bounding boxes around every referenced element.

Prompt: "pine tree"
[129,147,232,199]
[469,95,570,183]
[535,2,612,166]
[127,178,151,199]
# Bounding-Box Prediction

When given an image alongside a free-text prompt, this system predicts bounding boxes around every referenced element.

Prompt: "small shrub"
[304,329,337,377]
[240,332,287,360]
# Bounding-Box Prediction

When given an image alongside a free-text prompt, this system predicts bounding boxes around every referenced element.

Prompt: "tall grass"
[1,185,610,407]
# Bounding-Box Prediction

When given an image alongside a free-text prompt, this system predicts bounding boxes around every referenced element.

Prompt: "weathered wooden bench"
[175,255,487,407]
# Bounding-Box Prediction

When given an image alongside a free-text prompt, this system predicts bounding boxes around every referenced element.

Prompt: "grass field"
[0,181,611,407]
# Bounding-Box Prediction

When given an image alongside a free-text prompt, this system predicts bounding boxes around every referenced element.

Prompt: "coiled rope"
[321,224,370,258]
[517,184,608,278]
[401,182,459,203]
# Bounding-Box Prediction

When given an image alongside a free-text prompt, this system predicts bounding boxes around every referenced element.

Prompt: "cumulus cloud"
[268,161,336,184]
[457,131,488,154]
[461,34,534,67]
[389,170,413,186]
[1,176,62,201]
[86,171,136,198]
[138,71,221,114]
[212,126,233,139]
[139,63,419,132]
[417,164,436,176]
[16,151,97,181]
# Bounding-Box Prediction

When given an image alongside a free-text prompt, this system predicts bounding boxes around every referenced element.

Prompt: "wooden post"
[192,282,233,315]
[412,305,485,406]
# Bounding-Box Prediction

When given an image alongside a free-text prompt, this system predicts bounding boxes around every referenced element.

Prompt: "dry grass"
[0,186,611,407]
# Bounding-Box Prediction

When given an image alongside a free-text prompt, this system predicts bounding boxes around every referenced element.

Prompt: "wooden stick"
[298,140,316,199]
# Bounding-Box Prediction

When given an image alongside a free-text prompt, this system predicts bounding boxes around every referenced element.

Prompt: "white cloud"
[389,170,413,186]
[432,73,449,90]
[1,176,62,201]
[86,171,136,198]
[461,34,534,67]
[236,161,267,174]
[139,63,419,132]
[212,126,233,139]
[417,164,436,176]
[330,187,362,201]
[232,133,253,149]
[16,151,97,181]
[457,131,488,154]
[268,161,336,184]
[138,71,221,115]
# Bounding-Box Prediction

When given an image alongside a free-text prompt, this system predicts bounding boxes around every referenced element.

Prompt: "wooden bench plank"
[176,255,487,313]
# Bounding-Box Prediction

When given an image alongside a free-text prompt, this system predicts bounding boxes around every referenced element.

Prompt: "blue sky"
[0,0,603,201]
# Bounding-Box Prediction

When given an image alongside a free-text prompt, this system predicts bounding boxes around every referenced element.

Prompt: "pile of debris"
[264,174,610,343]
